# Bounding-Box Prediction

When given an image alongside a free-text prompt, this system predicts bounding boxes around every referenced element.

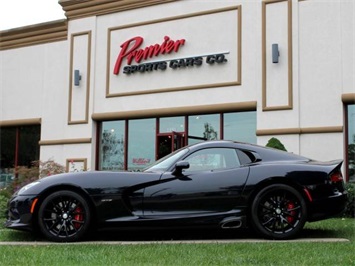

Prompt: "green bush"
[0,185,12,199]
[266,137,287,151]
[0,194,9,222]
[344,182,355,218]
[0,186,12,226]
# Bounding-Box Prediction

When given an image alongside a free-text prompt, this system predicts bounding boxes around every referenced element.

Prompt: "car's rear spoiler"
[330,159,343,171]
[307,159,343,173]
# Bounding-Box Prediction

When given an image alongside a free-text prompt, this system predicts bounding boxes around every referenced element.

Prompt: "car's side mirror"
[172,161,190,176]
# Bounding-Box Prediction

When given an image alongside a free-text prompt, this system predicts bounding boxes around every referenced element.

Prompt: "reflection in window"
[348,105,355,182]
[100,121,125,171]
[159,117,185,133]
[224,112,256,143]
[188,114,220,145]
[184,148,240,171]
[128,119,156,171]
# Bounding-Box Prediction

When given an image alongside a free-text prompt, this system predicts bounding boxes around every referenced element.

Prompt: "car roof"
[188,140,308,162]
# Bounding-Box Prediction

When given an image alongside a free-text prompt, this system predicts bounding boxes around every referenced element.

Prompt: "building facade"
[0,0,354,181]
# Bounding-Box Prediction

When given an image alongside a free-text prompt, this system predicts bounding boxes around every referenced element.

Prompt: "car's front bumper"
[5,195,37,231]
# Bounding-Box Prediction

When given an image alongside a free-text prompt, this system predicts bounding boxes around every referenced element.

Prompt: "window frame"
[179,147,241,173]
[97,111,256,171]
[0,125,41,172]
[345,104,355,182]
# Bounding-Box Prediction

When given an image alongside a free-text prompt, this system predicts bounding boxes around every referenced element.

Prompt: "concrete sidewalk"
[0,238,350,245]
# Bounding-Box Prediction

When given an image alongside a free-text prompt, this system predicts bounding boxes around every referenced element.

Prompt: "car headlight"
[18,181,41,195]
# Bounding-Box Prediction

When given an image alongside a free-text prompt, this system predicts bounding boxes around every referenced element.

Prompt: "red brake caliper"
[74,207,83,229]
[287,202,295,223]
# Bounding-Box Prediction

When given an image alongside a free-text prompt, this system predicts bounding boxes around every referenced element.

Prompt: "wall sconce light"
[272,43,280,64]
[74,70,81,86]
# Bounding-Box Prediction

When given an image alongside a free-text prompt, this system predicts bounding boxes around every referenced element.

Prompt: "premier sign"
[113,36,186,75]
[106,6,240,96]
[113,35,228,75]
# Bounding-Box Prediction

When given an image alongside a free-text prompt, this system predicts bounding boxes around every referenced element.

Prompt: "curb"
[0,238,350,245]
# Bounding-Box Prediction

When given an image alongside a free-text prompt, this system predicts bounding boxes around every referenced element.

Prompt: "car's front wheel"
[38,190,91,242]
[250,184,307,240]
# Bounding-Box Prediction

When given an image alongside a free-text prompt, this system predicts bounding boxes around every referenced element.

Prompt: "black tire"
[250,184,307,240]
[38,190,91,242]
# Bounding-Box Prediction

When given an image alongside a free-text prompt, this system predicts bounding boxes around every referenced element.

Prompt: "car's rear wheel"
[251,184,307,240]
[38,190,90,242]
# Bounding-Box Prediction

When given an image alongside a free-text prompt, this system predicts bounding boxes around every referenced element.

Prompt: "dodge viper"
[5,140,347,242]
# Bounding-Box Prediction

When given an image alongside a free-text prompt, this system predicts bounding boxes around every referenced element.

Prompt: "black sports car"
[6,141,347,242]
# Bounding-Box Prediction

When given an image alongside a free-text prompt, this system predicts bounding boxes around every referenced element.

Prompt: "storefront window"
[159,117,185,133]
[0,127,16,170]
[188,114,220,144]
[97,111,257,171]
[18,126,41,167]
[0,126,40,188]
[347,104,355,182]
[100,121,125,171]
[128,118,156,171]
[224,112,257,144]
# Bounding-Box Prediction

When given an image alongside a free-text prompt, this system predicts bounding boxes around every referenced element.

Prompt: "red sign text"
[113,36,185,75]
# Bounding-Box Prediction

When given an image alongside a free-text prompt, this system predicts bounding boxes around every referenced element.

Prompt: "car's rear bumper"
[308,191,347,222]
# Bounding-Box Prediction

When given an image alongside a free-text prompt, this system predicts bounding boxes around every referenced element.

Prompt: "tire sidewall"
[250,184,307,240]
[38,190,91,242]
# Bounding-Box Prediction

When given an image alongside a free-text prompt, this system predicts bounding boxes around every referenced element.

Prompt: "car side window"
[184,148,241,171]
[236,149,253,165]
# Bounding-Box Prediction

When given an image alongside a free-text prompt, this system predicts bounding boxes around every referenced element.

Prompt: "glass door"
[157,132,185,160]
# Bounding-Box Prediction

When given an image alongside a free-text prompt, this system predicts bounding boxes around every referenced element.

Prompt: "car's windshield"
[143,147,189,172]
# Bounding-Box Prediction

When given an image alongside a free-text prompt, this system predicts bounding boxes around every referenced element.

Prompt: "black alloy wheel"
[38,190,91,242]
[251,184,307,240]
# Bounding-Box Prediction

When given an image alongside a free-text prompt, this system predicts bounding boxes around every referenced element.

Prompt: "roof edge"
[59,0,179,20]
[0,19,68,50]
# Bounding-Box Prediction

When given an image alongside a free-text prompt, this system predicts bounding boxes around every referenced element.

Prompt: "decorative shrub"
[266,137,287,151]
[2,160,65,195]
[38,160,65,178]
[343,182,355,218]
[0,160,65,227]
[11,164,40,194]
[0,194,9,221]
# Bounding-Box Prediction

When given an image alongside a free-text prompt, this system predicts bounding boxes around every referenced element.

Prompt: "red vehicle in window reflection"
[6,140,347,242]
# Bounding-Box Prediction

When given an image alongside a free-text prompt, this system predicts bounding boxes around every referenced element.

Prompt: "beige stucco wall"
[0,0,353,170]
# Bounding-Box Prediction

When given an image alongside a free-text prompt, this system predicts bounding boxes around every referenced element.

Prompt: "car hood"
[16,171,162,196]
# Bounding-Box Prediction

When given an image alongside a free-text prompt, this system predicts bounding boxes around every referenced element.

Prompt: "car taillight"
[329,171,343,183]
